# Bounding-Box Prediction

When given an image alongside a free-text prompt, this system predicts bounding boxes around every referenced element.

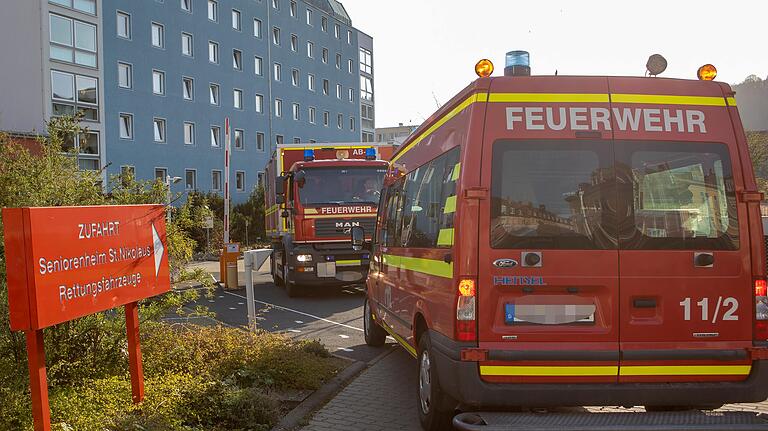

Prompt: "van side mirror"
[295,170,306,188]
[350,226,365,251]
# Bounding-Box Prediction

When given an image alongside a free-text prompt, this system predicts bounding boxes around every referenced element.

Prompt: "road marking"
[228,307,237,310]
[336,347,354,352]
[339,334,350,339]
[208,300,215,303]
[295,320,304,324]
[223,291,364,332]
[238,302,245,305]
[287,329,302,333]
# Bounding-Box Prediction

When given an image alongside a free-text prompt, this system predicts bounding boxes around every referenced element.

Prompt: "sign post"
[2,205,170,431]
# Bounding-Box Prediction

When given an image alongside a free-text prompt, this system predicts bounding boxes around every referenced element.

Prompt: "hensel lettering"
[506,107,706,133]
[494,276,547,286]
[320,206,374,215]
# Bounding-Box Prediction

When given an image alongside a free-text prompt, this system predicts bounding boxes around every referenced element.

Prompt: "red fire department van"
[264,143,393,296]
[356,54,768,430]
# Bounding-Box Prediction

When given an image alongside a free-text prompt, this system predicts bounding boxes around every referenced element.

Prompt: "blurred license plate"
[317,262,336,278]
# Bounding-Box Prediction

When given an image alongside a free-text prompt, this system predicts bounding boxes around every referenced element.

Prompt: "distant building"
[375,123,418,147]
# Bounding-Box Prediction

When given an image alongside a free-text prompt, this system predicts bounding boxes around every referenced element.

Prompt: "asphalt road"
[179,260,395,363]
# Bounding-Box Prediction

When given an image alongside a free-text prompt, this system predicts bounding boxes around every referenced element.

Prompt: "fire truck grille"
[314,218,376,238]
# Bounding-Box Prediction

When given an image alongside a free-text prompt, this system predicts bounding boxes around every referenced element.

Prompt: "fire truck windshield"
[297,167,386,206]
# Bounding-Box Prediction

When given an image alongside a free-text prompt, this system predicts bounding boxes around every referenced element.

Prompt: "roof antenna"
[555,69,558,76]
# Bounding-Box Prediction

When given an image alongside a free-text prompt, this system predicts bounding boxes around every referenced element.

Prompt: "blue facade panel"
[102,0,362,202]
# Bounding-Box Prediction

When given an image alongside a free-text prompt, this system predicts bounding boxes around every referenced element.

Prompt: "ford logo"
[493,258,518,269]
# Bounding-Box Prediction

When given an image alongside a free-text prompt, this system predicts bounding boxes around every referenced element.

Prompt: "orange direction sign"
[3,204,170,331]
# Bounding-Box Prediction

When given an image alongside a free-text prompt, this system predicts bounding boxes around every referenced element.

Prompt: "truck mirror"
[275,176,286,195]
[350,226,365,251]
[281,209,291,218]
[276,194,285,204]
[295,170,306,188]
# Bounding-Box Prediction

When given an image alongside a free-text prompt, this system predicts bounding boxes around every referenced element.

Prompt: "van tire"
[363,297,387,346]
[416,333,456,431]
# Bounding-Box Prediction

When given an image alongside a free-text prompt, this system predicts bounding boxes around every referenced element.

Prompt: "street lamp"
[165,175,182,223]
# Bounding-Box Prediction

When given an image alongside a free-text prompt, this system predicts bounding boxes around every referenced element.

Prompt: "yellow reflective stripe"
[304,208,319,214]
[383,254,453,279]
[620,365,751,376]
[612,94,728,106]
[451,163,461,181]
[336,259,362,267]
[488,93,610,103]
[380,320,416,357]
[391,93,487,164]
[266,204,280,215]
[437,228,454,247]
[481,365,618,377]
[444,195,457,214]
[727,97,737,106]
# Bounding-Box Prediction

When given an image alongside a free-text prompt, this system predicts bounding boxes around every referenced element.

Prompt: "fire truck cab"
[359,54,768,430]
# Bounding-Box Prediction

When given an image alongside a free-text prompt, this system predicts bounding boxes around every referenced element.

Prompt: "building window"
[183,122,195,145]
[290,34,298,52]
[233,49,242,70]
[210,126,220,147]
[236,171,245,192]
[233,89,243,109]
[253,18,262,38]
[182,77,193,100]
[49,14,97,67]
[335,53,341,69]
[119,113,133,139]
[292,103,300,120]
[337,113,343,129]
[306,8,312,25]
[50,0,96,15]
[348,59,354,73]
[155,167,168,181]
[212,170,222,191]
[322,79,329,95]
[334,24,340,38]
[118,62,132,88]
[291,69,299,87]
[308,74,315,91]
[258,172,264,187]
[207,0,217,21]
[273,63,281,81]
[232,9,241,30]
[151,22,164,48]
[254,56,263,75]
[234,129,244,150]
[272,0,279,10]
[185,169,197,191]
[153,118,166,142]
[209,83,220,105]
[152,70,165,95]
[361,76,373,101]
[276,135,284,146]
[309,107,316,124]
[348,88,354,102]
[256,132,265,151]
[350,117,355,131]
[117,11,131,39]
[336,83,342,99]
[306,41,314,58]
[347,30,352,44]
[182,32,193,56]
[361,104,374,130]
[181,0,192,12]
[274,99,283,117]
[360,48,372,74]
[289,1,297,17]
[321,16,327,32]
[272,27,280,45]
[321,47,328,64]
[208,41,219,63]
[255,94,264,113]
[293,137,301,144]
[323,111,329,127]
[51,70,98,121]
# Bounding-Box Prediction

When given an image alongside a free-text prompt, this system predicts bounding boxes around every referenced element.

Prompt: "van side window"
[384,177,405,247]
[616,141,739,250]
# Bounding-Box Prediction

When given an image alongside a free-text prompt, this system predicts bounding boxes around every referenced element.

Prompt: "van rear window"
[490,140,616,250]
[490,140,739,250]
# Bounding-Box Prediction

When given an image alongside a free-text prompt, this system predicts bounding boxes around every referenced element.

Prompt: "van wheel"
[363,298,387,346]
[417,333,456,431]
[272,253,284,287]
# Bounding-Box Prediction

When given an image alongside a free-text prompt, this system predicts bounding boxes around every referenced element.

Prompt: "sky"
[340,0,768,127]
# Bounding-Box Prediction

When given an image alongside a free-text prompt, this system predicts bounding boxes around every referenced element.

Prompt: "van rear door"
[476,77,620,384]
[609,78,753,383]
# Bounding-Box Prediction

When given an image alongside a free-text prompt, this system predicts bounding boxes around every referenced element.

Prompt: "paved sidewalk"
[302,347,768,431]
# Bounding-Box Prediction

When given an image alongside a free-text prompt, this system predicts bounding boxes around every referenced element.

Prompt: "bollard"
[243,251,256,331]
[225,262,239,289]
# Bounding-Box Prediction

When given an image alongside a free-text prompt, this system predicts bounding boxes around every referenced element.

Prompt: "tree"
[748,131,768,194]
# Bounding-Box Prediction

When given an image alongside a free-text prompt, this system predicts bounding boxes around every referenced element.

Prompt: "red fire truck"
[354,53,768,430]
[265,143,394,297]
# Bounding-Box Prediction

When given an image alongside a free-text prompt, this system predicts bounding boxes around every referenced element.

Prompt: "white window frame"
[207,0,218,22]
[253,18,262,38]
[334,24,340,38]
[233,48,242,70]
[181,0,192,12]
[185,169,197,191]
[233,88,243,109]
[255,93,264,113]
[306,40,314,58]
[209,83,220,105]
[275,98,282,117]
[117,11,131,39]
[210,125,221,147]
[309,106,316,124]
[289,0,297,17]
[347,30,352,44]
[182,76,194,100]
[151,22,165,49]
[291,68,299,87]
[236,171,246,192]
[256,132,265,151]
[272,27,280,45]
[306,8,312,25]
[232,9,241,31]
[290,33,298,52]
[211,169,222,191]
[273,62,281,82]
[254,56,263,76]
[155,167,168,181]
[208,40,219,64]
[181,32,193,57]
[307,73,315,92]
[183,121,195,145]
[119,113,133,139]
[292,103,300,120]
[118,62,132,89]
[152,69,165,95]
[153,117,166,143]
[336,83,341,99]
[234,129,244,150]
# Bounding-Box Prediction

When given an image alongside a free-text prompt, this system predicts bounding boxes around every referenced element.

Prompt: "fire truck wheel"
[417,333,456,431]
[271,253,284,287]
[284,265,302,298]
[363,297,387,346]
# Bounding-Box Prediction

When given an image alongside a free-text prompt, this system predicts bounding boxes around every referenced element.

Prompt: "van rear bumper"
[428,330,768,408]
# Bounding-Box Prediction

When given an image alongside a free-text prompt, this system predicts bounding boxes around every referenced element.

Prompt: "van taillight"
[755,279,768,341]
[456,279,476,342]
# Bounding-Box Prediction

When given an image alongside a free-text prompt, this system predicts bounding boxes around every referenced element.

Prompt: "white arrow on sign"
[151,224,164,277]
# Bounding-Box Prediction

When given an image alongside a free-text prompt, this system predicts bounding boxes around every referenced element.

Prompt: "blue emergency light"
[365,147,376,160]
[304,149,315,161]
[505,50,530,77]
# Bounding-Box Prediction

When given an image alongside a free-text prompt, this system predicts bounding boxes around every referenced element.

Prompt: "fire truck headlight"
[474,59,494,78]
[296,254,313,262]
[646,54,667,76]
[697,64,717,81]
